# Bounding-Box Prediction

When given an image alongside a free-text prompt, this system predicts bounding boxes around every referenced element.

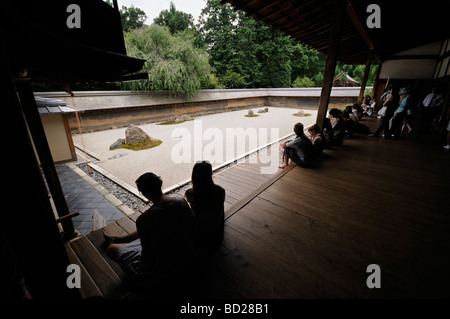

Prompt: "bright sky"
[116,0,207,24]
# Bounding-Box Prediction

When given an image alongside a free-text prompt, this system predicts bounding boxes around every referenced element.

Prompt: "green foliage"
[121,25,212,98]
[291,44,326,86]
[119,5,147,32]
[314,72,324,86]
[337,64,379,86]
[119,139,163,151]
[292,76,315,88]
[197,0,295,88]
[293,113,312,117]
[154,2,195,34]
[157,119,194,125]
[118,1,381,95]
[221,70,247,89]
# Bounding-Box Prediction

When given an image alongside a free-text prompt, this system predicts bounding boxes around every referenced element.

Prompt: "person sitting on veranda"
[306,124,325,157]
[328,108,345,145]
[361,97,371,117]
[351,103,362,122]
[103,172,195,285]
[345,105,359,124]
[185,161,226,254]
[279,122,313,168]
[342,111,356,139]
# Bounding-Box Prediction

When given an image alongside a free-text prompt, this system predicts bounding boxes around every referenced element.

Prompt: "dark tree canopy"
[119,5,147,32]
[153,2,195,34]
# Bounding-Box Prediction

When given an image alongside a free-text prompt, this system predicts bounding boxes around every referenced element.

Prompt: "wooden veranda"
[4,0,449,300]
[66,118,450,299]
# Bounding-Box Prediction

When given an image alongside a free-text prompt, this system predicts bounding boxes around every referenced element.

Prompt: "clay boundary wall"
[36,88,363,132]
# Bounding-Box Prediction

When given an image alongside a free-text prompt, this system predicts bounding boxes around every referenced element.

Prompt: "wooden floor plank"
[65,244,103,299]
[66,117,450,298]
[281,169,449,241]
[86,224,128,280]
[215,175,258,194]
[218,225,353,298]
[214,178,252,199]
[221,165,271,184]
[259,179,433,267]
[69,236,130,298]
[115,216,138,234]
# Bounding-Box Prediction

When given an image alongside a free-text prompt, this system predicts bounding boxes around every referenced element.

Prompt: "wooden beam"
[256,0,284,15]
[384,54,440,61]
[266,0,326,28]
[62,113,77,161]
[16,80,77,241]
[346,0,381,64]
[264,3,293,21]
[1,60,80,299]
[316,0,346,130]
[358,51,373,103]
[371,64,382,110]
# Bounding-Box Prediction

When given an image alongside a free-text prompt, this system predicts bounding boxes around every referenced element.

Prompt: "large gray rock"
[109,138,125,150]
[125,124,151,145]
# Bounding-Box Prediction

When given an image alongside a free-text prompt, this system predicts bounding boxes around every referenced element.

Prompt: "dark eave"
[1,0,145,84]
[222,0,450,65]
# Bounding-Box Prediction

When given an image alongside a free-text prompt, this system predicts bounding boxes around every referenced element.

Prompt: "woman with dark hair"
[306,123,326,157]
[279,122,312,168]
[328,108,345,141]
[185,161,226,254]
[103,172,195,284]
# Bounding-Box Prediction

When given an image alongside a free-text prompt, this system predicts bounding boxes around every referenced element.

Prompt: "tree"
[291,44,326,85]
[197,0,239,78]
[197,0,295,88]
[119,5,147,32]
[339,64,379,86]
[121,25,212,98]
[292,76,315,88]
[258,28,294,88]
[221,70,247,88]
[154,2,195,34]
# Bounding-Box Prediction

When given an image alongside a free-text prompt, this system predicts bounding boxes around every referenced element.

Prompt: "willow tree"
[121,25,213,98]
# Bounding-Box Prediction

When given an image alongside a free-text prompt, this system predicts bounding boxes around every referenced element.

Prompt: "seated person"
[351,103,362,122]
[103,172,195,285]
[185,161,225,254]
[279,122,312,168]
[342,111,356,138]
[322,117,334,148]
[345,105,359,124]
[328,108,344,145]
[361,97,373,117]
[369,98,377,116]
[306,124,325,157]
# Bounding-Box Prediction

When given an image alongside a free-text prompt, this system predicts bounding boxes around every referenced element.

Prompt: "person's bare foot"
[279,163,287,169]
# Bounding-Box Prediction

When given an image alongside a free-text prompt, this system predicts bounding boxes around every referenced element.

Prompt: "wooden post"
[358,51,373,104]
[16,80,77,241]
[316,0,346,130]
[371,64,382,110]
[1,58,81,299]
